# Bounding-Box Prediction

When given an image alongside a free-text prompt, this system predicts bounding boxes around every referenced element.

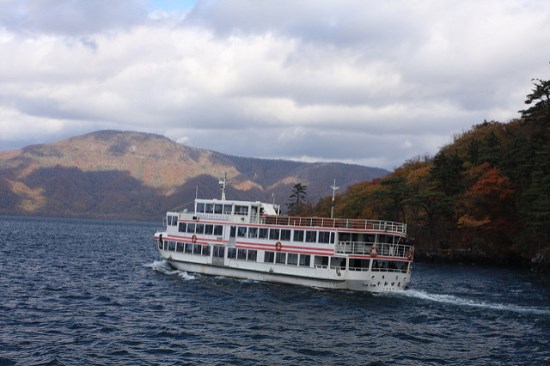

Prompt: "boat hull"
[163,254,410,292]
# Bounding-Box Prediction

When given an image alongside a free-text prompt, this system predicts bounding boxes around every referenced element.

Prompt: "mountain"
[0,130,388,221]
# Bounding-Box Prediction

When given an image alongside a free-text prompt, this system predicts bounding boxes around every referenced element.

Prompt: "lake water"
[1,216,549,365]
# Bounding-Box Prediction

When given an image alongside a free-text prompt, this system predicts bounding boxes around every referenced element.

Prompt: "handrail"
[335,241,413,258]
[261,215,406,234]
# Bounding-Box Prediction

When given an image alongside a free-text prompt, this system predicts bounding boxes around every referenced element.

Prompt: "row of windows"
[196,202,250,216]
[230,226,335,244]
[162,241,212,256]
[159,241,407,272]
[178,222,224,236]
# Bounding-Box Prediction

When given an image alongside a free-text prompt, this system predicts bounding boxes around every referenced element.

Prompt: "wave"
[388,289,550,316]
[143,260,196,280]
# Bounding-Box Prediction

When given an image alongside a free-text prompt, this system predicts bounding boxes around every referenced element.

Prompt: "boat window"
[227,248,237,259]
[264,251,275,263]
[187,223,195,233]
[193,244,202,255]
[372,260,408,273]
[167,215,176,226]
[280,229,291,241]
[205,203,214,213]
[339,232,351,242]
[166,216,174,226]
[223,204,233,214]
[248,227,258,238]
[213,246,224,258]
[158,241,162,250]
[293,230,304,242]
[196,203,205,213]
[269,229,280,240]
[196,224,205,234]
[287,253,298,265]
[235,205,248,215]
[247,250,257,261]
[314,256,329,268]
[163,241,168,250]
[299,254,311,267]
[202,245,211,256]
[178,222,186,233]
[237,227,247,238]
[237,249,247,260]
[305,231,317,243]
[330,232,335,244]
[176,243,184,252]
[185,243,193,253]
[214,204,223,214]
[205,225,214,235]
[318,231,331,244]
[259,228,269,239]
[379,234,393,243]
[349,258,370,270]
[168,241,176,251]
[230,226,236,238]
[330,257,346,269]
[276,252,286,264]
[214,225,223,236]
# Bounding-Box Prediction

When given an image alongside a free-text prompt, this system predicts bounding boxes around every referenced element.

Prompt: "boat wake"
[387,289,550,316]
[144,260,196,280]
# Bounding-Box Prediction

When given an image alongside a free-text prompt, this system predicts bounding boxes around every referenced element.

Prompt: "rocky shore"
[414,248,550,273]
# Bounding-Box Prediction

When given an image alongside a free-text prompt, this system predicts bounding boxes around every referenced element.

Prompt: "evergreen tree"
[287,183,307,215]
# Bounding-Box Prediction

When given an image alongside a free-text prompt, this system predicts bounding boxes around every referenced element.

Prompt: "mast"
[219,173,231,201]
[330,178,339,219]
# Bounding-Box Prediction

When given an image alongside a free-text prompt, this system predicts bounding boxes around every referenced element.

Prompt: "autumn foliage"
[313,75,550,262]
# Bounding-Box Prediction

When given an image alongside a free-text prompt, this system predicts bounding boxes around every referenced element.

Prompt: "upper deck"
[168,197,407,236]
[261,215,407,235]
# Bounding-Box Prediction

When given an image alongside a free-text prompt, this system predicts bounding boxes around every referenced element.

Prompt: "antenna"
[330,178,339,219]
[219,172,231,201]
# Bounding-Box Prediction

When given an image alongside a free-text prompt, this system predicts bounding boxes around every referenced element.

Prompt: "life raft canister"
[192,234,197,244]
[275,241,282,251]
[370,245,378,257]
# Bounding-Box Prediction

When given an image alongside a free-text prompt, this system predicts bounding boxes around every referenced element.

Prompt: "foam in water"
[144,260,196,280]
[389,289,550,316]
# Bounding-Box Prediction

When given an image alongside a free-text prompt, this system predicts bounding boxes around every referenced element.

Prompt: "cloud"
[1,0,549,169]
[0,0,148,36]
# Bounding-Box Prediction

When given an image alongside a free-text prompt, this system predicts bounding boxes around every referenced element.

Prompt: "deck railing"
[335,241,413,259]
[261,215,407,234]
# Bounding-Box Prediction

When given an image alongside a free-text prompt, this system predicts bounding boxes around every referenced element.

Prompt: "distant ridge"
[0,130,389,221]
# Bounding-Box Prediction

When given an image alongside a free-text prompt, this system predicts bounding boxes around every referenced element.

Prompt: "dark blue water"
[1,216,549,366]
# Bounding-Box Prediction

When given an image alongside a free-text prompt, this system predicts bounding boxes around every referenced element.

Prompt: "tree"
[520,76,550,126]
[457,163,516,250]
[287,183,307,215]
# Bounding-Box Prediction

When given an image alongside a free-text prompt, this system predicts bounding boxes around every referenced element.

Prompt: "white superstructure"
[154,179,413,292]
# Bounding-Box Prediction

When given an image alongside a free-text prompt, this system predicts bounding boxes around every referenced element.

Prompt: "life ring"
[370,245,378,257]
[192,235,197,244]
[275,241,282,251]
[408,248,414,260]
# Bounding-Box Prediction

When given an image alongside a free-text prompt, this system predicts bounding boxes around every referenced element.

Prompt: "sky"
[0,0,549,170]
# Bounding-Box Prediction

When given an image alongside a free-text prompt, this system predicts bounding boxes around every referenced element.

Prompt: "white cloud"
[1,0,549,169]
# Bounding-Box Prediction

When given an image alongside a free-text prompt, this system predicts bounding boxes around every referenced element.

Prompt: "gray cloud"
[0,0,148,36]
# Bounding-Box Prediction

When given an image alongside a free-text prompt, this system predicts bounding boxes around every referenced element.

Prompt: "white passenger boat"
[154,178,413,292]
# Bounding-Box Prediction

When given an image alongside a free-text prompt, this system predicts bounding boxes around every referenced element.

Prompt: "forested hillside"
[313,77,550,267]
